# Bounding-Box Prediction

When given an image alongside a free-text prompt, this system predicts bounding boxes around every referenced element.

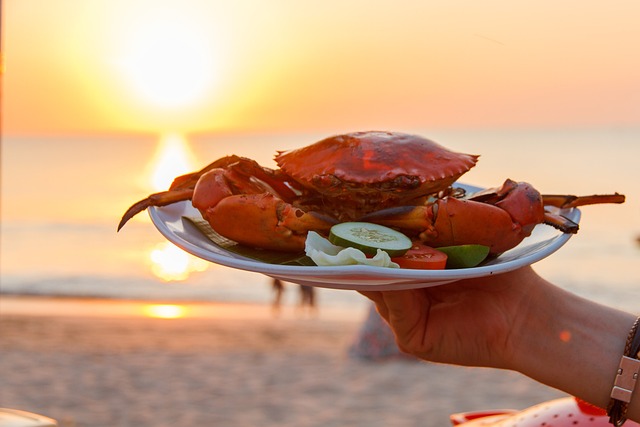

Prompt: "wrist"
[508,277,635,411]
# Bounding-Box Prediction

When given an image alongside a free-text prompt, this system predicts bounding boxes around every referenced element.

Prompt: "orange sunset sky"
[2,0,639,135]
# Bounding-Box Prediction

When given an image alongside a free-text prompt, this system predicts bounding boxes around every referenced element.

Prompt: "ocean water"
[2,128,639,313]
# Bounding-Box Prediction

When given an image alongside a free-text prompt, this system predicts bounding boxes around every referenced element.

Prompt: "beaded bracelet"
[608,316,640,426]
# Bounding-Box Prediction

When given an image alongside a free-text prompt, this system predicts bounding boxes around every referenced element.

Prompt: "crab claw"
[201,193,336,252]
[358,197,519,255]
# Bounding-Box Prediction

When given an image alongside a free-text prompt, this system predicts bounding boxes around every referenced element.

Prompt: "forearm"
[509,277,639,418]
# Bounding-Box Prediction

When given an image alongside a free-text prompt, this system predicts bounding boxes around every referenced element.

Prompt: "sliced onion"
[304,231,400,268]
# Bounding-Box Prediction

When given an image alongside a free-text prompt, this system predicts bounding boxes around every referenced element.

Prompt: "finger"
[381,289,430,338]
[358,291,390,321]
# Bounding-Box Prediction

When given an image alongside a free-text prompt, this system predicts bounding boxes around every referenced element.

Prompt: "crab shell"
[275,131,479,204]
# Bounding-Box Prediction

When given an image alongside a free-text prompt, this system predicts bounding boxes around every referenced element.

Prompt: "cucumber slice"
[328,222,412,257]
[436,244,490,269]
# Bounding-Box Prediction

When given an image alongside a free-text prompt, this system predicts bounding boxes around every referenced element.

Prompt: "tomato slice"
[391,243,447,270]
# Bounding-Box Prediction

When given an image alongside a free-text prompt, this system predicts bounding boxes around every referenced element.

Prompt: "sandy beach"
[0,297,565,427]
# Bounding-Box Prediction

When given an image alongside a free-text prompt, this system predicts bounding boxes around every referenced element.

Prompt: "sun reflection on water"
[149,241,209,281]
[143,304,188,319]
[148,133,199,191]
[146,134,209,281]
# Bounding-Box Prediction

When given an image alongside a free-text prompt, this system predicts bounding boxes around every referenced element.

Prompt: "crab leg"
[168,155,244,190]
[117,188,195,231]
[469,182,625,234]
[542,193,625,209]
[117,156,301,232]
[539,193,625,233]
[117,155,244,231]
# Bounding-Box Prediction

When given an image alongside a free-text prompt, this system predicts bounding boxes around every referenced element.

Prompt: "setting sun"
[5,1,639,135]
[116,15,217,109]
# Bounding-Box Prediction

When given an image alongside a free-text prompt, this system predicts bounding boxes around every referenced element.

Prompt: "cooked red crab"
[118,131,624,255]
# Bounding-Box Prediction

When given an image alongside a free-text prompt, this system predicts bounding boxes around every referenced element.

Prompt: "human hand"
[362,266,640,420]
[360,266,548,369]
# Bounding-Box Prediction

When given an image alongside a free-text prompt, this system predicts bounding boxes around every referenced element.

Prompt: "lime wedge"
[436,244,490,269]
[328,222,412,257]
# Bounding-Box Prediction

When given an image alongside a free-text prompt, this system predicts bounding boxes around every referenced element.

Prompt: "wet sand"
[0,297,565,427]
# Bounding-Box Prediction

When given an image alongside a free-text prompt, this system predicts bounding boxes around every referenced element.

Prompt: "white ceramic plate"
[148,184,580,291]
